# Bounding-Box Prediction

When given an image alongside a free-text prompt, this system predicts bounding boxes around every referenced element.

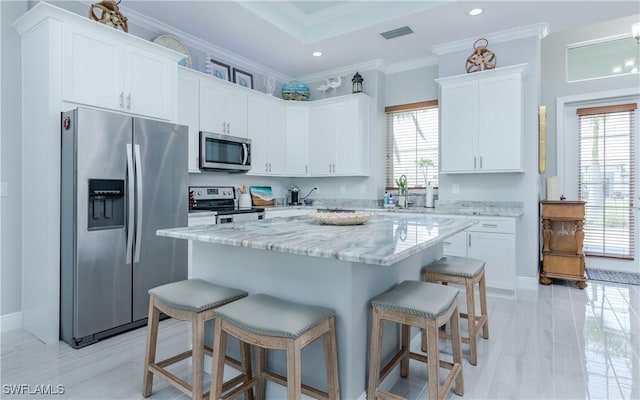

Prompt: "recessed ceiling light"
[469,8,483,16]
[312,51,322,57]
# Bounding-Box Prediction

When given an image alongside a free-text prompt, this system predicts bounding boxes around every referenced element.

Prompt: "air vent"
[380,26,413,40]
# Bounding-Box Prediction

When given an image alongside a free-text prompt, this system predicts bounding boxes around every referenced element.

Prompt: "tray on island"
[307,212,377,225]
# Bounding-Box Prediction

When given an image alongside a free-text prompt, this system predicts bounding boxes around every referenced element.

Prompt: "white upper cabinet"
[177,68,200,173]
[62,25,178,121]
[247,95,286,176]
[199,78,248,137]
[437,64,527,174]
[285,105,310,176]
[309,94,370,176]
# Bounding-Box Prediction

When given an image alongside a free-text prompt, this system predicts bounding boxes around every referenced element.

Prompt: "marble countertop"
[158,214,475,266]
[264,200,524,218]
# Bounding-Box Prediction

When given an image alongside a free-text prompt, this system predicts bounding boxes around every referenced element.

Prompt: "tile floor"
[1,280,638,399]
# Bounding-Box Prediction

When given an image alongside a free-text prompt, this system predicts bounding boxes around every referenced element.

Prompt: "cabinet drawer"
[188,216,217,226]
[542,254,584,276]
[468,217,515,234]
[442,231,467,257]
[541,202,585,219]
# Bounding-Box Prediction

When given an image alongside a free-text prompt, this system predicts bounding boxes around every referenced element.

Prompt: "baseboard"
[1,311,22,333]
[518,276,539,291]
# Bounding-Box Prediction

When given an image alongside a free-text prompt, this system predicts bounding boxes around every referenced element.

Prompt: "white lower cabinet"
[441,216,517,291]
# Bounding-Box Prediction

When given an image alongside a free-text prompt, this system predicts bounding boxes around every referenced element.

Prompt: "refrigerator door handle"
[126,144,135,264]
[134,144,143,263]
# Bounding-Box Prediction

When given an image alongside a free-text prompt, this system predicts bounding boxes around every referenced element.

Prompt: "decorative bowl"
[307,212,377,225]
[281,80,311,101]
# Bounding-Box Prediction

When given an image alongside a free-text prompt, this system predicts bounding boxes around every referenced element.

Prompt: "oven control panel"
[189,186,235,200]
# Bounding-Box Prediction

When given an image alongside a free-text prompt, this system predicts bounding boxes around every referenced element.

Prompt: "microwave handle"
[242,143,249,165]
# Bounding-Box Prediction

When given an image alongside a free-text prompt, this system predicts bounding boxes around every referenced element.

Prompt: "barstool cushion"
[424,256,485,278]
[214,294,335,339]
[149,279,248,313]
[371,280,458,319]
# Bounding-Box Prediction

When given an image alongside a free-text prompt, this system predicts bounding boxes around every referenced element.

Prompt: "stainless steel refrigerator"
[60,107,188,348]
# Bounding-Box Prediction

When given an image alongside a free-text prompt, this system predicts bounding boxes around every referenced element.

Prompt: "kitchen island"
[158,213,474,399]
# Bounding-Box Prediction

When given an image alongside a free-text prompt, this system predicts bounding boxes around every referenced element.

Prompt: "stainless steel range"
[189,186,265,224]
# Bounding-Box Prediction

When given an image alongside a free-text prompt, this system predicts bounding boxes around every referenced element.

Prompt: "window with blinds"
[385,100,439,189]
[577,103,636,259]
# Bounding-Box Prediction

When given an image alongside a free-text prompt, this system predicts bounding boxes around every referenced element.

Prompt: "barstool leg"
[367,307,383,400]
[192,312,205,400]
[426,319,440,400]
[400,324,410,377]
[286,340,302,400]
[479,273,489,339]
[240,342,254,400]
[450,301,464,396]
[465,278,478,366]
[210,320,228,400]
[143,298,160,397]
[256,347,266,400]
[324,316,340,400]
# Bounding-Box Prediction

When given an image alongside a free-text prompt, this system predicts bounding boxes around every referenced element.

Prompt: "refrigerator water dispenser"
[88,179,125,230]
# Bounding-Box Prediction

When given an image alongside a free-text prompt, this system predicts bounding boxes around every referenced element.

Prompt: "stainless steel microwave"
[199,131,251,172]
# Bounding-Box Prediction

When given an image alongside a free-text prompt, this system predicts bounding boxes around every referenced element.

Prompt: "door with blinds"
[576,102,639,264]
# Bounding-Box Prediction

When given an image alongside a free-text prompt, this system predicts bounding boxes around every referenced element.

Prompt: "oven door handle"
[241,143,249,165]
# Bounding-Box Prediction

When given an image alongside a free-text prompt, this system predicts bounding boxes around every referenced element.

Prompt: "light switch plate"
[340,185,346,194]
[0,182,7,197]
[452,184,460,194]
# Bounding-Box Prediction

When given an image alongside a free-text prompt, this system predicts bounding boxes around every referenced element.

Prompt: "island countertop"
[158,214,474,266]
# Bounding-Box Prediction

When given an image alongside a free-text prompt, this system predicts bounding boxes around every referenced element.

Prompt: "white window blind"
[385,101,439,189]
[577,103,636,259]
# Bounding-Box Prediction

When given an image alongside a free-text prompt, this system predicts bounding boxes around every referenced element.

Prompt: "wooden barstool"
[142,279,250,400]
[423,256,489,366]
[210,293,340,400]
[368,280,464,400]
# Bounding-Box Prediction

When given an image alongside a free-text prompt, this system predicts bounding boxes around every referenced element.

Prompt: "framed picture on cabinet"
[232,68,254,89]
[206,58,231,81]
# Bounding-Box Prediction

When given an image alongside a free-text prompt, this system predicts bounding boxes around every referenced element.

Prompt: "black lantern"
[352,72,363,93]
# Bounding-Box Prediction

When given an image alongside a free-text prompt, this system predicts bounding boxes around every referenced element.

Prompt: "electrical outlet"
[452,184,460,194]
[360,184,366,193]
[340,185,346,194]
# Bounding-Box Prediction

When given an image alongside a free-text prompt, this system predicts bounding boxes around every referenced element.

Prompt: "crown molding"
[432,23,549,56]
[385,56,438,75]
[113,2,292,83]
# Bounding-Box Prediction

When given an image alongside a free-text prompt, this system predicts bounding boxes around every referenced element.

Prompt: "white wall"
[542,13,640,177]
[1,1,28,317]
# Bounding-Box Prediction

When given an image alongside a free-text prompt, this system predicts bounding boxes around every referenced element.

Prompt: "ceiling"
[120,1,640,78]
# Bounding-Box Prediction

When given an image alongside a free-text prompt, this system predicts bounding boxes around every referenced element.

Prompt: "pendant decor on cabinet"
[88,0,128,32]
[465,38,496,73]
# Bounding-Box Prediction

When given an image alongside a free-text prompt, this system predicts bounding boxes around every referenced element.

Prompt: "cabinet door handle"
[227,122,231,133]
[474,156,477,169]
[265,162,268,172]
[126,94,132,110]
[305,165,308,174]
[269,162,271,172]
[443,241,452,245]
[468,235,471,247]
[119,92,124,108]
[480,156,483,169]
[482,223,498,228]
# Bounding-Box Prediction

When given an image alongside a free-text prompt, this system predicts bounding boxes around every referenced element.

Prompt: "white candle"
[546,176,561,200]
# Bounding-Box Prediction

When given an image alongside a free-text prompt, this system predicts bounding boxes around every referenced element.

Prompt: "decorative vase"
[281,80,311,101]
[397,195,406,209]
[425,185,434,208]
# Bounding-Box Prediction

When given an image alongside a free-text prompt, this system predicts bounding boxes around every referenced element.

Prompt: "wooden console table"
[540,200,587,289]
